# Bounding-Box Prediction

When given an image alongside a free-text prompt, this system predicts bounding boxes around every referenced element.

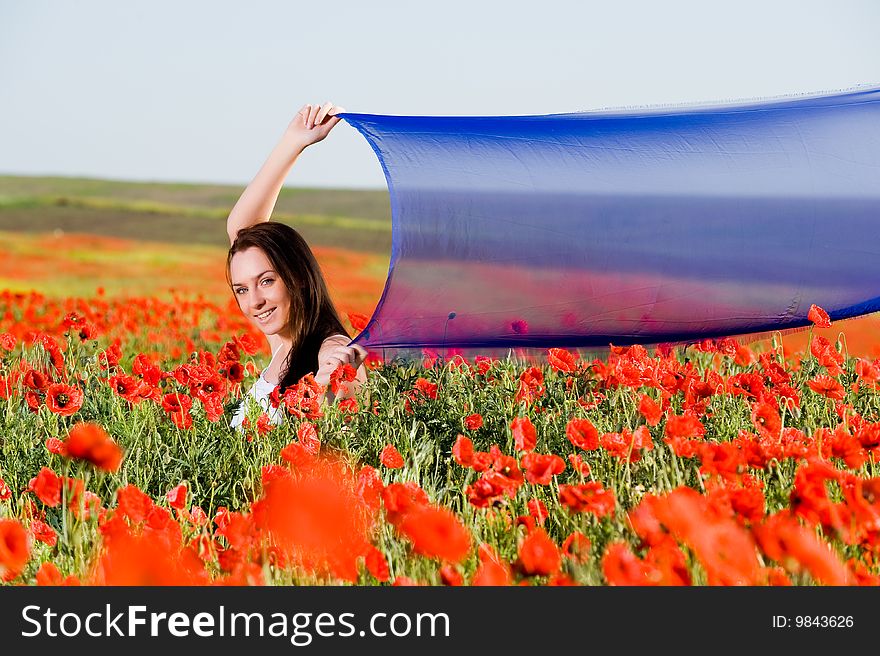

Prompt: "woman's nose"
[250,289,266,309]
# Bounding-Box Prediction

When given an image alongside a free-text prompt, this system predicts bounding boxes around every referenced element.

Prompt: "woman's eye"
[261,278,274,286]
[235,288,247,295]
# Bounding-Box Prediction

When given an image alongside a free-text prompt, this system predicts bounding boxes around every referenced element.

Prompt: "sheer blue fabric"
[340,87,880,359]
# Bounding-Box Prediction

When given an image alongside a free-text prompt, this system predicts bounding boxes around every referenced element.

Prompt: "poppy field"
[3,284,880,586]
[3,176,880,587]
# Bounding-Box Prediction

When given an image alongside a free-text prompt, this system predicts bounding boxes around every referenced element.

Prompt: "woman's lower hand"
[285,101,346,150]
[314,343,368,388]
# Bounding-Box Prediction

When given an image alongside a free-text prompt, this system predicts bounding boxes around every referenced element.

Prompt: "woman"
[228,102,368,430]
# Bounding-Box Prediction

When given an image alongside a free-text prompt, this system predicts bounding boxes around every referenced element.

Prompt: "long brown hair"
[226,223,348,391]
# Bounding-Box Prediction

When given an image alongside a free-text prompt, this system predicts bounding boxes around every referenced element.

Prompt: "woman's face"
[229,247,292,337]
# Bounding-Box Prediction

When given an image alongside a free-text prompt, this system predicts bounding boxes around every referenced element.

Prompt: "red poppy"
[664,413,706,440]
[413,378,438,400]
[510,417,537,452]
[253,460,374,583]
[601,429,648,463]
[811,336,844,375]
[25,390,41,412]
[638,394,662,426]
[65,422,123,472]
[34,334,65,372]
[162,392,194,429]
[196,374,227,400]
[116,484,154,525]
[45,437,67,456]
[807,304,831,328]
[399,506,471,564]
[35,561,80,586]
[166,483,187,511]
[464,413,483,431]
[356,466,384,512]
[808,375,845,400]
[381,482,430,525]
[244,412,272,436]
[751,401,782,438]
[753,512,853,585]
[95,529,207,585]
[364,545,389,582]
[280,441,315,468]
[35,562,63,586]
[548,348,579,373]
[527,499,549,525]
[566,418,599,451]
[380,444,405,469]
[471,547,512,586]
[452,434,474,467]
[109,374,141,404]
[297,422,321,456]
[347,312,370,332]
[234,333,261,356]
[0,333,15,351]
[856,359,880,387]
[558,482,616,517]
[329,363,357,396]
[562,531,591,562]
[29,467,62,507]
[652,487,762,585]
[223,361,246,384]
[216,340,241,364]
[30,519,57,547]
[262,464,292,487]
[98,341,122,370]
[520,453,565,485]
[515,367,544,405]
[364,352,384,370]
[0,478,10,502]
[338,398,358,416]
[0,519,30,582]
[281,375,324,420]
[516,527,561,577]
[22,368,50,392]
[474,356,494,376]
[391,576,421,586]
[439,564,464,586]
[45,383,84,417]
[735,343,756,367]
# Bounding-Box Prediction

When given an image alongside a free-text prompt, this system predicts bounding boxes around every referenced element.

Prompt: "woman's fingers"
[351,344,368,365]
[315,101,334,125]
[306,103,321,129]
[320,345,366,370]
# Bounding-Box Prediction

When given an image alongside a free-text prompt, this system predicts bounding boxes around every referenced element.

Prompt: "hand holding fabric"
[314,343,368,388]
[285,101,346,150]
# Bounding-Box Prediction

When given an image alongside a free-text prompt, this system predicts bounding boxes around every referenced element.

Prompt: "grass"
[0,175,392,253]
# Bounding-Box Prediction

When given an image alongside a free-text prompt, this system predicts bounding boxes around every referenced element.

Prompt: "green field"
[0,175,392,253]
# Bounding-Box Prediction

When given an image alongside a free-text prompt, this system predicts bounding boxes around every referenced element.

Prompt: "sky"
[1,0,879,190]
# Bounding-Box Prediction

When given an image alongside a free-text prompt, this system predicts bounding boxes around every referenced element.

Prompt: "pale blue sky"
[1,0,878,189]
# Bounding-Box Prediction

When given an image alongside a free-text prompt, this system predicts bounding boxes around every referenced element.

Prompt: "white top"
[230,345,286,431]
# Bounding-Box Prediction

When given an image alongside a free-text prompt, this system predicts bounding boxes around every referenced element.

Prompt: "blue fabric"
[340,87,880,357]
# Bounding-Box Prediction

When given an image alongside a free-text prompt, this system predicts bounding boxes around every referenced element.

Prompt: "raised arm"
[227,101,346,245]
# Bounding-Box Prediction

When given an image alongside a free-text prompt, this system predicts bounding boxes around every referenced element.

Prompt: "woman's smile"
[255,307,276,322]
